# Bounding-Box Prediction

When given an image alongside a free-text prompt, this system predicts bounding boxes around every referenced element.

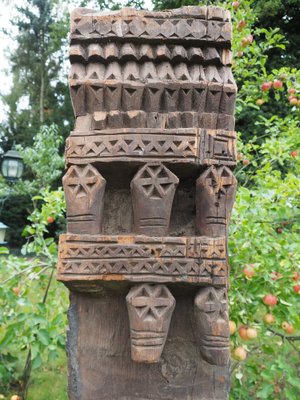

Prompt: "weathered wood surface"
[67,292,230,400]
[58,5,237,398]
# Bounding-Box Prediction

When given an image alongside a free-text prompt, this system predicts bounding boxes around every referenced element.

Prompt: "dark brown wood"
[131,164,179,235]
[58,5,237,398]
[195,166,237,237]
[62,164,106,234]
[126,284,175,363]
[67,292,230,400]
[194,287,230,366]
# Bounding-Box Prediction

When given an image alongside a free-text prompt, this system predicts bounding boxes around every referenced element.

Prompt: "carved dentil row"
[70,43,232,66]
[126,283,229,365]
[63,163,237,238]
[69,63,235,84]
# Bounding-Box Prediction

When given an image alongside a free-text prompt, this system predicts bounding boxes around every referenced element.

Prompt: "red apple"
[237,20,246,31]
[246,327,258,339]
[243,265,255,279]
[233,346,247,361]
[271,271,283,281]
[238,326,250,341]
[232,1,240,9]
[288,88,296,95]
[290,150,298,158]
[261,82,272,91]
[12,287,20,296]
[242,159,250,166]
[292,271,300,281]
[290,97,298,105]
[285,324,295,334]
[47,216,54,224]
[273,79,283,89]
[263,313,275,324]
[293,285,300,294]
[263,294,277,307]
[229,320,237,335]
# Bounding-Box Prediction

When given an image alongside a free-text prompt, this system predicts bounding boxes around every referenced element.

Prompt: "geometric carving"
[62,164,106,234]
[131,164,179,235]
[126,284,175,363]
[70,7,231,44]
[194,287,230,366]
[70,43,233,66]
[195,166,237,237]
[59,4,237,395]
[65,129,236,166]
[57,234,228,286]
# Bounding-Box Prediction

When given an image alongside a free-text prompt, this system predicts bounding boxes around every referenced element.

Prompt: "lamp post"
[0,142,24,245]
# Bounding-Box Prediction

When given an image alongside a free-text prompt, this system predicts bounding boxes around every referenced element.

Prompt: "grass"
[27,351,67,400]
[4,350,68,400]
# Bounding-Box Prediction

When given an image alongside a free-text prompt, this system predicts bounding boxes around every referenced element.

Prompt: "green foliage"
[0,189,67,394]
[18,124,64,193]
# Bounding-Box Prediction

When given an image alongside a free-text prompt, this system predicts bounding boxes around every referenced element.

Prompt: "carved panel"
[65,129,236,166]
[126,284,175,363]
[131,164,179,235]
[57,235,228,286]
[196,166,237,237]
[194,287,230,366]
[63,164,106,234]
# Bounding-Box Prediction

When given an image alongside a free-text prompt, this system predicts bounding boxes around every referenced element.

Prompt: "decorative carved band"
[74,112,235,132]
[57,234,228,286]
[70,7,231,44]
[65,129,236,166]
[69,67,236,116]
[70,43,232,65]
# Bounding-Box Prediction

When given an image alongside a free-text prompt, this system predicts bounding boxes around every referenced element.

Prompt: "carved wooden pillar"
[58,5,237,399]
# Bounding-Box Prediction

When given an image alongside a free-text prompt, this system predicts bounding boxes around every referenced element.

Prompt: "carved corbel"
[126,284,175,363]
[63,164,106,234]
[131,163,179,236]
[196,165,237,237]
[194,287,230,366]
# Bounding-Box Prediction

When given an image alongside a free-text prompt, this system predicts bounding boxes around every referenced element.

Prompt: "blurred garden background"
[0,0,299,399]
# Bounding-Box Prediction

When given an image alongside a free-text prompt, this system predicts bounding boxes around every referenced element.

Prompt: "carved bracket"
[131,163,179,236]
[196,165,237,237]
[194,287,230,366]
[126,283,175,363]
[63,164,106,234]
